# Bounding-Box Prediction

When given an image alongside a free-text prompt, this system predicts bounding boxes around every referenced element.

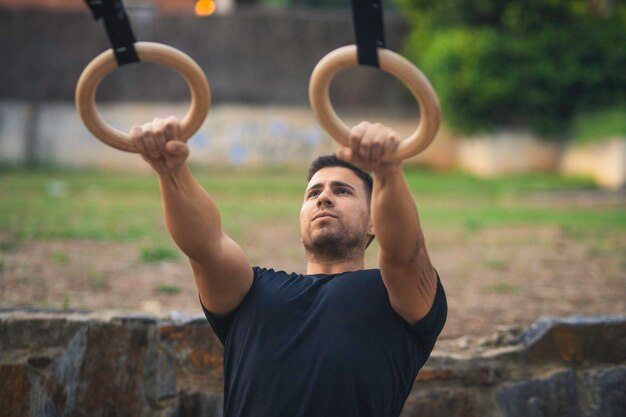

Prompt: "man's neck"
[305,257,365,275]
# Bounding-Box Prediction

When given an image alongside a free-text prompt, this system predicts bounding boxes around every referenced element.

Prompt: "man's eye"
[336,188,350,195]
[308,190,320,198]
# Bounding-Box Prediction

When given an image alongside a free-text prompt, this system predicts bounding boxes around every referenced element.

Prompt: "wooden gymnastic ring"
[309,45,441,161]
[75,42,211,153]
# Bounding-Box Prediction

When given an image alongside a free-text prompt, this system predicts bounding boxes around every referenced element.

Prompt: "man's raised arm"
[131,116,253,316]
[336,121,438,325]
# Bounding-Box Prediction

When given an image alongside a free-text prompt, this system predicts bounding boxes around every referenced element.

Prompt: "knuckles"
[130,117,181,154]
[349,122,399,147]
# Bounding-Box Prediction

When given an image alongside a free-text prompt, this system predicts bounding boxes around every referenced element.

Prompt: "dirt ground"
[1,221,624,343]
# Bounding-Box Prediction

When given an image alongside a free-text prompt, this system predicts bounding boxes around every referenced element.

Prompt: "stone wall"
[1,310,624,417]
[0,7,409,106]
[0,102,437,169]
[3,101,624,189]
[560,138,626,189]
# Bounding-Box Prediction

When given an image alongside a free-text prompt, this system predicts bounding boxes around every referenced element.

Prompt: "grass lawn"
[0,164,623,247]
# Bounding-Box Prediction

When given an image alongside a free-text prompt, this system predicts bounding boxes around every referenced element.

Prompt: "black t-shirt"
[202,267,447,417]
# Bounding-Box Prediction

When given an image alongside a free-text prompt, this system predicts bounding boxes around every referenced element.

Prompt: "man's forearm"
[372,167,426,266]
[158,164,223,262]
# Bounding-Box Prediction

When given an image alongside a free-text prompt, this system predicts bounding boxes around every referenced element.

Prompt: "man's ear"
[366,223,376,248]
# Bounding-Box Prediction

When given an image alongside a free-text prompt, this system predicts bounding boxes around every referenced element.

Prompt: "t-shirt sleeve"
[200,266,259,346]
[410,272,447,361]
[201,299,237,346]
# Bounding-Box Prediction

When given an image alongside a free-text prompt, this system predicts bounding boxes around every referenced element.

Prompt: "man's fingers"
[381,131,400,160]
[130,126,146,151]
[336,146,353,162]
[129,116,188,173]
[348,123,367,160]
[370,140,384,162]
[152,118,167,156]
[344,122,404,173]
[141,123,160,158]
[359,122,384,162]
[165,140,188,157]
[164,116,181,142]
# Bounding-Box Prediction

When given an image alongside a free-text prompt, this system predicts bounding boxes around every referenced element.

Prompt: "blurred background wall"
[0,0,423,169]
[0,0,624,186]
[0,2,409,105]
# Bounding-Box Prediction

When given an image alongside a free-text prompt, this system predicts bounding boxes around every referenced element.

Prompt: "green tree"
[398,0,626,136]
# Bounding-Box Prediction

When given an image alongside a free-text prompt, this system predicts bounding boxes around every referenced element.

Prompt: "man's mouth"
[313,212,337,221]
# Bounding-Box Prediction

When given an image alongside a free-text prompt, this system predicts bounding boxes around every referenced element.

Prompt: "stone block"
[417,365,502,386]
[456,130,561,176]
[3,310,621,417]
[416,368,456,382]
[33,322,153,417]
[582,367,626,417]
[157,348,178,400]
[462,366,501,386]
[0,312,87,351]
[27,356,52,369]
[159,321,223,373]
[497,370,580,417]
[144,344,178,404]
[159,320,225,394]
[401,388,479,417]
[167,392,223,417]
[520,315,626,364]
[560,138,626,188]
[419,349,516,387]
[0,363,29,417]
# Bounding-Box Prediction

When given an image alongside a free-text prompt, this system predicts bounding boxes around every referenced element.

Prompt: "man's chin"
[309,228,343,245]
[304,230,366,260]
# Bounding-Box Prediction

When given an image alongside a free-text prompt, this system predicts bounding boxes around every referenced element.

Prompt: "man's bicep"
[192,233,253,316]
[380,250,439,326]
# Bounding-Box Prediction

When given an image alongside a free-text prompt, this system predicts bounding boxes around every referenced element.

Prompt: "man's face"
[300,167,372,259]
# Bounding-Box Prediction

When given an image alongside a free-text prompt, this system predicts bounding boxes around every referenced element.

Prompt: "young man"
[131,117,447,417]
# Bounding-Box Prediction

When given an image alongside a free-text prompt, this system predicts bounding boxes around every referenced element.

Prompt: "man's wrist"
[373,162,403,180]
[157,163,192,186]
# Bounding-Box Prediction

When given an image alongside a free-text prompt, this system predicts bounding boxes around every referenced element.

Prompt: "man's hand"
[336,121,402,176]
[130,116,189,174]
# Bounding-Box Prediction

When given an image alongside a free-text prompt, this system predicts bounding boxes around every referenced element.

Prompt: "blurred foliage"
[397,0,626,138]
[572,107,626,144]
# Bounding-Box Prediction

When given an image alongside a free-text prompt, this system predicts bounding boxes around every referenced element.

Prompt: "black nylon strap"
[351,0,386,67]
[84,0,139,66]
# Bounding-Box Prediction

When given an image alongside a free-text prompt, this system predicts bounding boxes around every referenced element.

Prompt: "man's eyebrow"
[305,181,356,193]
[331,181,356,190]
[305,183,322,193]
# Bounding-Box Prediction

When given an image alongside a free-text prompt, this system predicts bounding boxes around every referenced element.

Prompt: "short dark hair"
[307,155,375,248]
[307,155,373,200]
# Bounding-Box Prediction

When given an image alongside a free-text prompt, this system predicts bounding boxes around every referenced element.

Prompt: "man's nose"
[316,189,334,207]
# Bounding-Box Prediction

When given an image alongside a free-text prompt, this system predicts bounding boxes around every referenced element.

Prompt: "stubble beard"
[302,223,366,263]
